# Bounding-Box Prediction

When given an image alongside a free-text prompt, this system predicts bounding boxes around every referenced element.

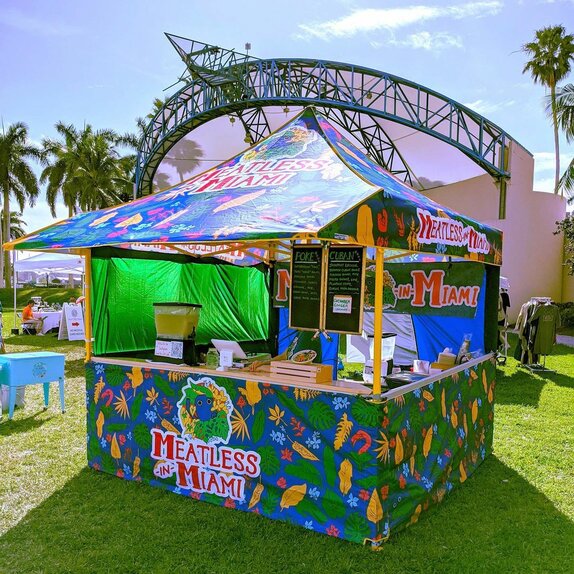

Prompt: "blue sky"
[1,0,573,233]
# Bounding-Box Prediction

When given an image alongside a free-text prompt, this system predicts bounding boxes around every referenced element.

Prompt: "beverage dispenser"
[153,303,202,365]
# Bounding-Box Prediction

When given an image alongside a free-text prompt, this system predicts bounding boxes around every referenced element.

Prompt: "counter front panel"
[86,356,496,545]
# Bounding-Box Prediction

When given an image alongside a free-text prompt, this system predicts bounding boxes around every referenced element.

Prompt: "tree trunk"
[2,189,9,288]
[551,84,561,195]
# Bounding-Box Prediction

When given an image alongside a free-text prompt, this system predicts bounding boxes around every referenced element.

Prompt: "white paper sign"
[154,340,184,359]
[220,348,234,367]
[333,295,352,314]
[58,303,85,341]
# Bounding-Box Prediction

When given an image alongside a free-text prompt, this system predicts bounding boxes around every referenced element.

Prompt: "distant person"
[22,299,45,335]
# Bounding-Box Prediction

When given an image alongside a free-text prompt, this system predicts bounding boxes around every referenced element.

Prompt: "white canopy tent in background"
[11,252,84,329]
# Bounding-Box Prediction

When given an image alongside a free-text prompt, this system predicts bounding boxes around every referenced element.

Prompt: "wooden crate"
[270,361,333,384]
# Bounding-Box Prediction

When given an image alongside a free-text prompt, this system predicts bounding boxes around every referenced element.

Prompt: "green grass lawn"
[0,335,573,574]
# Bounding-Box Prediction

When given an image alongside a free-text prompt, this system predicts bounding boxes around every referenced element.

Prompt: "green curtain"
[91,256,269,355]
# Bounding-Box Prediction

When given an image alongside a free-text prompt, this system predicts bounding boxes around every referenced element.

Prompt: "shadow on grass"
[0,457,572,574]
[496,335,574,407]
[496,368,574,407]
[0,410,55,436]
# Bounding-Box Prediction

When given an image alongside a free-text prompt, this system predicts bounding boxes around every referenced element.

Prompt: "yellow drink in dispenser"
[153,303,202,340]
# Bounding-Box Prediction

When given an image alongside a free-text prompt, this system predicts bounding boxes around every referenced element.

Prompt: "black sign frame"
[323,245,366,335]
[288,245,325,331]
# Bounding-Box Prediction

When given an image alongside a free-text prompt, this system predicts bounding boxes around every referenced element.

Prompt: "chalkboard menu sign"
[324,246,366,334]
[289,246,324,331]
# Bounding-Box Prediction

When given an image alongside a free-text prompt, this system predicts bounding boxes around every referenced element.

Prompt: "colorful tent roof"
[7,109,502,264]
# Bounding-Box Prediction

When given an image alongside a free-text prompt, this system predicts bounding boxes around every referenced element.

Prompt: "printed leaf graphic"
[262,485,280,515]
[252,410,265,443]
[459,461,467,482]
[297,498,327,524]
[110,433,121,460]
[257,446,281,475]
[338,459,353,495]
[238,381,262,414]
[423,390,434,402]
[116,213,143,228]
[351,399,382,426]
[423,426,433,458]
[394,434,404,465]
[367,489,383,524]
[451,405,458,428]
[113,390,130,419]
[292,441,319,461]
[323,445,337,487]
[248,483,264,509]
[133,456,141,478]
[482,369,488,393]
[280,483,307,510]
[134,423,153,450]
[96,410,105,438]
[132,393,144,421]
[334,413,353,451]
[213,189,266,213]
[94,379,105,403]
[127,367,144,393]
[441,388,446,418]
[374,431,389,463]
[345,514,371,544]
[308,402,336,430]
[285,460,322,485]
[322,490,346,519]
[472,399,478,424]
[153,375,175,397]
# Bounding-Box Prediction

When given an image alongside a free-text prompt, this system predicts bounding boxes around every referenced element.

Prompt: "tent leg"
[372,248,384,396]
[84,250,93,362]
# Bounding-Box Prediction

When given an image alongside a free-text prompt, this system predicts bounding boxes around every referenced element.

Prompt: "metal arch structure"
[136,35,513,214]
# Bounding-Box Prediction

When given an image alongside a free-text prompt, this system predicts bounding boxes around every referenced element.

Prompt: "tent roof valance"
[6,109,502,265]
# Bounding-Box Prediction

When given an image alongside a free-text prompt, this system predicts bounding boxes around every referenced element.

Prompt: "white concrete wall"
[425,142,568,322]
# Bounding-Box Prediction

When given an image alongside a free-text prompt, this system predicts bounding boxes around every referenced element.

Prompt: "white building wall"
[425,142,568,322]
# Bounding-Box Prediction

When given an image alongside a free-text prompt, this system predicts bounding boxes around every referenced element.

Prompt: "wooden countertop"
[90,356,373,396]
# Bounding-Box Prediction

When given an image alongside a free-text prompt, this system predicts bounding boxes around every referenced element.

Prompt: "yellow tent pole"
[372,247,384,396]
[84,249,93,362]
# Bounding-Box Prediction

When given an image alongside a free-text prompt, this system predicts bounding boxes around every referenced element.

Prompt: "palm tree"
[1,211,26,240]
[0,122,41,288]
[551,83,574,196]
[522,25,574,194]
[41,123,126,217]
[163,138,205,184]
[74,131,123,212]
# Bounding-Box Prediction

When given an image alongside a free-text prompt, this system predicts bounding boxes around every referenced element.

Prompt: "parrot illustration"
[191,392,216,421]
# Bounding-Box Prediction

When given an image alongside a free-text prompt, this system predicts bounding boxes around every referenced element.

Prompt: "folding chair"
[16,312,37,335]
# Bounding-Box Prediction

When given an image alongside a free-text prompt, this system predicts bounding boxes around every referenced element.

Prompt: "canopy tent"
[4,108,503,543]
[6,108,502,265]
[6,107,502,393]
[10,252,85,330]
[14,252,84,273]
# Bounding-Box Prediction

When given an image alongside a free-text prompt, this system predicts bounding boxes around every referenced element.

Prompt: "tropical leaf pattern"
[86,358,496,545]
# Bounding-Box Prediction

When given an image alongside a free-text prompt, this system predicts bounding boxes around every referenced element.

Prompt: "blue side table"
[0,352,66,420]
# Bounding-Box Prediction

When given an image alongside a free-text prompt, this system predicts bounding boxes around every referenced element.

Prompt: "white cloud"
[533,152,573,172]
[296,1,503,41]
[0,8,82,36]
[463,99,516,115]
[533,175,555,193]
[392,31,463,51]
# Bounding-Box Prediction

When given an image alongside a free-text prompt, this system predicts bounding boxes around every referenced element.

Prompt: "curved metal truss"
[136,35,512,197]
